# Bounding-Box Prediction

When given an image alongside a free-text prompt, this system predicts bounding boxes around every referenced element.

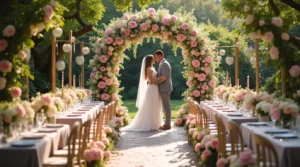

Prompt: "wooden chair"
[253,133,279,167]
[95,107,106,141]
[104,103,112,123]
[43,122,80,167]
[198,105,217,135]
[111,99,118,117]
[213,114,227,158]
[227,120,250,156]
[187,98,198,125]
[194,101,203,128]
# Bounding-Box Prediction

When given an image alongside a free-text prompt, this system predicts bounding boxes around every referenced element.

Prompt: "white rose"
[108,46,114,51]
[94,74,99,80]
[107,72,113,77]
[154,17,159,22]
[191,50,196,55]
[195,73,199,77]
[201,50,206,55]
[146,19,152,24]
[0,77,7,90]
[161,26,165,31]
[171,26,177,32]
[106,67,111,72]
[190,36,197,41]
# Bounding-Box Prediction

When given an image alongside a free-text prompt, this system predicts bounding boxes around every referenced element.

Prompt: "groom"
[154,50,173,130]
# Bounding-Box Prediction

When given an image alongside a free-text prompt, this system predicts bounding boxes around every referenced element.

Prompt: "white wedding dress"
[122,70,163,131]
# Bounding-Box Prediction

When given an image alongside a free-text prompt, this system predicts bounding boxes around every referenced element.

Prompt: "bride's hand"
[161,76,167,80]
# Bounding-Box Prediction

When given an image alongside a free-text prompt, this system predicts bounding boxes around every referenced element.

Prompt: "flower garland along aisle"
[0,0,65,102]
[88,7,217,120]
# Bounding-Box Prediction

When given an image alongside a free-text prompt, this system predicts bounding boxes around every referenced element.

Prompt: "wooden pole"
[255,39,260,93]
[80,42,84,88]
[234,37,239,86]
[68,31,73,87]
[51,34,56,92]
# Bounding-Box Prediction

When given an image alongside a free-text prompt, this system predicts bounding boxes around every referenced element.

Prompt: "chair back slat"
[213,114,227,158]
[228,121,244,156]
[67,122,80,167]
[78,119,92,165]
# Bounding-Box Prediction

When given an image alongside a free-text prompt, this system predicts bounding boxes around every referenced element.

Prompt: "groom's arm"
[155,63,169,84]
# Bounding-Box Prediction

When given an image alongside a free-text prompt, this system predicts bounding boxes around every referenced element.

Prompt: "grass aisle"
[122,100,184,119]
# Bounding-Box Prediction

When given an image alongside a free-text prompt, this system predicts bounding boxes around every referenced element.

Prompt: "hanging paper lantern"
[216,56,222,62]
[56,60,65,71]
[82,47,90,55]
[76,56,85,65]
[250,57,256,65]
[62,44,72,52]
[244,46,255,57]
[71,36,75,42]
[235,42,242,48]
[225,56,234,65]
[53,27,63,37]
[219,49,225,56]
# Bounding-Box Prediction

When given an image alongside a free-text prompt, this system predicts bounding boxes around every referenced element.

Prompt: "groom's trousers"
[160,92,171,126]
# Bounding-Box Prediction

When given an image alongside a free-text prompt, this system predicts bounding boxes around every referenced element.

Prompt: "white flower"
[107,72,113,77]
[108,46,114,51]
[145,19,152,24]
[200,50,206,55]
[0,77,6,90]
[171,26,177,32]
[106,67,111,72]
[190,36,197,41]
[161,26,165,31]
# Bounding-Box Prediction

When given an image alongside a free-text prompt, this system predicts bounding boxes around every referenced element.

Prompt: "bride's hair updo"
[145,54,154,79]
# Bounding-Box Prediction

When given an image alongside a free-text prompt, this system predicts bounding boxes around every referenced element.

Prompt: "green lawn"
[122,100,184,119]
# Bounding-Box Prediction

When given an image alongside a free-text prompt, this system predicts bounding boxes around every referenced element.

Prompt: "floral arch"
[88,7,217,104]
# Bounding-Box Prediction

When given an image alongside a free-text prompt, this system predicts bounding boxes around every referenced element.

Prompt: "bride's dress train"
[122,71,162,132]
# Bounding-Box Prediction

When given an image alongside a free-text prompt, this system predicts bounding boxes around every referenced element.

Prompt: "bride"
[122,55,166,131]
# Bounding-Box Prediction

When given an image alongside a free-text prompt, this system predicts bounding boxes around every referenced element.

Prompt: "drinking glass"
[270,114,277,128]
[36,112,45,129]
[11,123,20,141]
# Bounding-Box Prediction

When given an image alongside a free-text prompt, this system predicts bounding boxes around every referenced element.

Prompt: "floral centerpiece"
[199,136,218,167]
[184,114,196,131]
[255,101,272,121]
[215,85,227,101]
[115,106,130,126]
[31,93,58,122]
[216,151,256,167]
[270,98,299,128]
[174,103,189,127]
[83,141,111,167]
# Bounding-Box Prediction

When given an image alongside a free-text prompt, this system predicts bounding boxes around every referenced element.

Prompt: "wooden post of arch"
[80,42,84,88]
[255,39,260,93]
[234,37,239,86]
[68,30,73,87]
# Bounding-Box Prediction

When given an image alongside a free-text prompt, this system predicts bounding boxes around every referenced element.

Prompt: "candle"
[237,78,239,86]
[79,75,81,88]
[73,75,76,87]
[225,71,228,86]
[247,75,249,89]
[62,71,64,88]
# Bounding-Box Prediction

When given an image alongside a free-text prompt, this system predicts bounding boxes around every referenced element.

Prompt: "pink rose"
[195,143,202,152]
[264,32,274,42]
[198,74,206,81]
[105,151,111,160]
[186,80,193,87]
[188,128,195,135]
[98,81,106,89]
[99,55,108,63]
[197,132,205,140]
[281,33,289,40]
[216,158,228,167]
[104,127,112,134]
[105,37,113,44]
[117,23,123,29]
[111,93,118,100]
[202,84,209,90]
[100,67,106,72]
[130,15,138,20]
[0,39,8,52]
[101,93,110,101]
[192,59,200,68]
[193,90,200,97]
[176,34,186,42]
[289,65,300,77]
[272,17,283,27]
[128,21,138,29]
[0,60,12,73]
[269,46,279,60]
[3,25,16,37]
[201,150,211,161]
[95,47,100,53]
[105,28,112,35]
[176,118,183,125]
[140,23,148,31]
[148,8,156,14]
[151,24,159,32]
[115,37,124,45]
[105,79,112,85]
[211,138,218,149]
[239,151,255,166]
[271,108,280,120]
[43,5,54,19]
[11,87,22,98]
[181,23,189,31]
[114,67,120,74]
[191,41,197,47]
[171,15,177,21]
[42,94,52,106]
[245,15,254,25]
[16,104,26,117]
[191,29,198,36]
[190,71,195,77]
[194,51,200,56]
[123,29,131,36]
[161,17,171,25]
[205,57,212,63]
[208,80,215,87]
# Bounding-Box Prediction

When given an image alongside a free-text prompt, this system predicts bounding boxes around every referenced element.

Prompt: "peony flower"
[264,32,274,42]
[193,90,200,97]
[140,23,148,31]
[239,151,255,166]
[195,143,202,152]
[99,55,108,63]
[259,20,265,26]
[43,5,54,19]
[205,57,212,63]
[42,94,53,106]
[115,37,124,45]
[0,39,8,52]
[101,93,110,101]
[0,60,12,73]
[201,150,211,161]
[191,41,197,47]
[105,79,112,85]
[111,93,118,100]
[105,28,112,35]
[171,15,177,21]
[148,8,156,14]
[245,15,254,25]
[161,17,171,25]
[269,46,279,60]
[16,104,26,117]
[289,65,300,77]
[176,118,183,125]
[272,17,283,27]
[0,77,6,90]
[198,73,206,81]
[151,24,159,32]
[192,59,200,68]
[271,108,280,120]
[3,25,16,37]
[130,15,138,20]
[186,80,192,87]
[191,29,198,36]
[11,87,22,98]
[181,23,189,31]
[128,21,138,29]
[105,37,113,44]
[244,5,251,12]
[216,158,228,167]
[281,33,289,40]
[176,34,186,42]
[98,81,106,89]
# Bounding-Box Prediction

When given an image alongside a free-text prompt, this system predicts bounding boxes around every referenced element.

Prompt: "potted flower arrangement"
[184,114,196,131]
[199,137,218,167]
[216,151,256,167]
[31,93,58,123]
[243,92,272,116]
[255,101,272,122]
[174,104,189,127]
[83,141,111,167]
[115,106,130,126]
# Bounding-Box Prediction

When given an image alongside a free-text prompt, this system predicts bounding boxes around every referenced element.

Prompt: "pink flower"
[197,132,205,140]
[115,37,124,45]
[216,158,228,167]
[176,118,183,125]
[259,20,265,26]
[176,34,186,42]
[239,151,255,166]
[194,51,200,56]
[3,25,16,37]
[208,80,215,87]
[140,23,148,31]
[123,14,129,20]
[271,108,280,120]
[264,32,274,42]
[128,21,138,29]
[201,150,211,161]
[151,24,159,32]
[95,47,100,53]
[202,84,209,90]
[98,81,106,89]
[104,127,112,134]
[269,46,279,60]
[130,15,138,20]
[105,37,113,44]
[42,94,52,106]
[111,93,118,100]
[181,23,189,31]
[114,67,120,74]
[171,15,177,21]
[0,39,8,52]
[11,87,22,98]
[148,8,156,14]
[19,50,27,60]
[191,29,198,36]
[0,60,12,73]
[123,29,131,36]
[195,143,202,152]
[16,104,26,117]
[198,74,206,81]
[188,128,195,135]
[101,93,110,101]
[105,151,111,160]
[289,65,300,77]
[272,17,283,27]
[245,15,254,25]
[211,138,218,149]
[191,41,197,47]
[205,57,212,63]
[193,90,200,97]
[105,79,112,86]
[186,80,193,87]
[161,17,171,25]
[95,141,106,150]
[117,23,123,29]
[192,59,200,68]
[105,28,112,35]
[99,55,108,63]
[100,67,106,72]
[190,71,195,77]
[43,5,54,19]
[281,33,289,40]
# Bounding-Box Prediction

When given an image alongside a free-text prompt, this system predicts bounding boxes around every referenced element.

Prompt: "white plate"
[227,113,243,116]
[273,133,298,139]
[45,124,64,128]
[23,134,45,139]
[38,128,57,133]
[247,122,268,126]
[67,114,81,117]
[265,129,289,134]
[11,141,35,147]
